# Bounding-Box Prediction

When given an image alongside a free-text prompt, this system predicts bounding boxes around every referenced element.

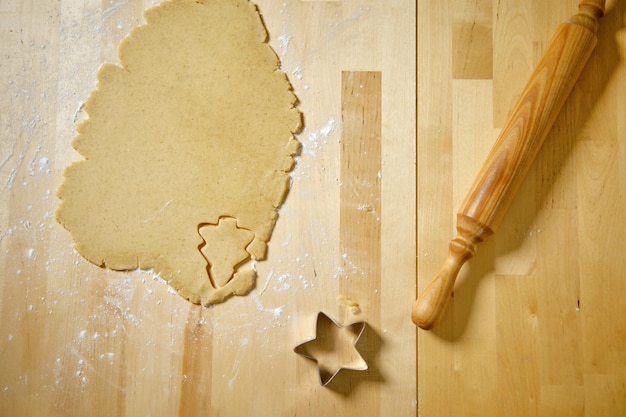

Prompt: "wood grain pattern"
[0,1,416,416]
[338,70,382,401]
[418,0,626,415]
[452,0,493,80]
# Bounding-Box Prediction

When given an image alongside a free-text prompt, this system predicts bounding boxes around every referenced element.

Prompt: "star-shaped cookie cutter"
[294,312,368,386]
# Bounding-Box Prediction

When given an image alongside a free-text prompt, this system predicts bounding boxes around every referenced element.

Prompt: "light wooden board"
[418,0,626,416]
[4,1,626,416]
[0,1,416,416]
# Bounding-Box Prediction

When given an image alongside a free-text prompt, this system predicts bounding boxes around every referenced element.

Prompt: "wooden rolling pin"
[412,0,606,330]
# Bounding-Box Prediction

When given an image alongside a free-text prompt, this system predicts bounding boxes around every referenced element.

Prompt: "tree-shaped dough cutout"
[199,217,255,289]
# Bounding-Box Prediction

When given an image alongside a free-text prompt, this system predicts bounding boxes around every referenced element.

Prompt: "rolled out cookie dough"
[56,0,302,305]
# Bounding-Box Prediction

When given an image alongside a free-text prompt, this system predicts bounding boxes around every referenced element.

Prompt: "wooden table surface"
[1,1,416,416]
[1,1,625,416]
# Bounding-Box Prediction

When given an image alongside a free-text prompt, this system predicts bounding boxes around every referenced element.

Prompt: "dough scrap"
[56,0,302,305]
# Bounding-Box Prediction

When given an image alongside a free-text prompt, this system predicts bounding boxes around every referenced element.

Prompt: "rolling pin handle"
[578,0,605,19]
[571,0,605,32]
[412,216,493,329]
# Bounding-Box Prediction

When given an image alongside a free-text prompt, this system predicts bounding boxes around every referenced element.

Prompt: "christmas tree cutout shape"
[198,217,255,289]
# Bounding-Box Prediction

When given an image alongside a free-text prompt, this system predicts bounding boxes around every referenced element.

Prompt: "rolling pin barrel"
[412,0,606,330]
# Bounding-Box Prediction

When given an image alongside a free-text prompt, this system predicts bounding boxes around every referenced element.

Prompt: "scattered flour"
[299,117,338,158]
[250,292,285,319]
[25,248,37,260]
[277,32,292,58]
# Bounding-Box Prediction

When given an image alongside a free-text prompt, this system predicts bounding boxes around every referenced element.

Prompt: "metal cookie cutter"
[294,312,367,386]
